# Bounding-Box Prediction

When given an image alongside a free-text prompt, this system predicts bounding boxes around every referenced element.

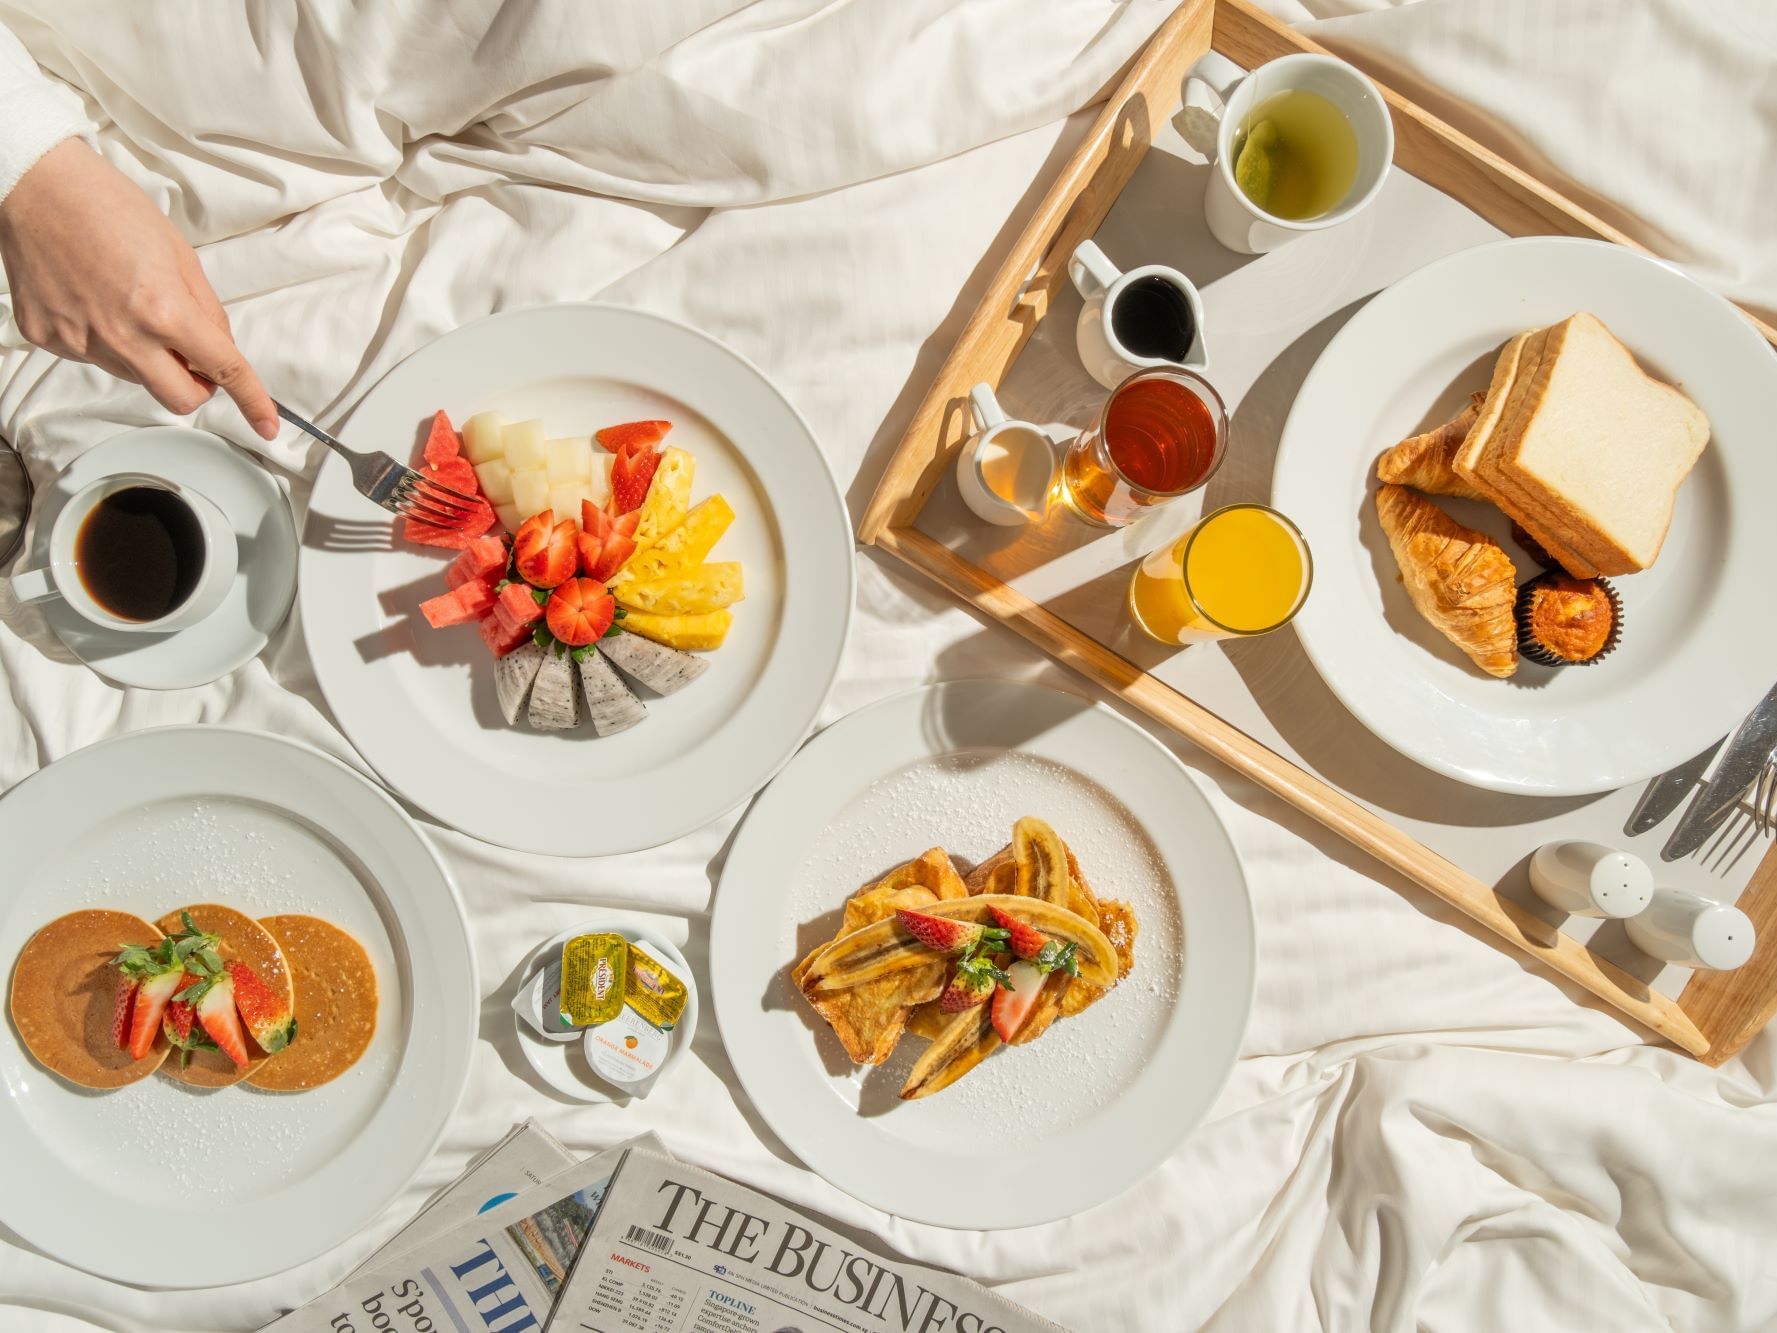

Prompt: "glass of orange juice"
[1128,503,1312,644]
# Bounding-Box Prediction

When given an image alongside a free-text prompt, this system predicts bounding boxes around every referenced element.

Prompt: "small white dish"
[15,427,296,689]
[1068,239,1209,389]
[512,918,698,1103]
[954,383,1058,525]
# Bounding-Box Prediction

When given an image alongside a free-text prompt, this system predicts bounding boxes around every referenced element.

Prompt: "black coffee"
[76,486,205,621]
[1110,275,1196,362]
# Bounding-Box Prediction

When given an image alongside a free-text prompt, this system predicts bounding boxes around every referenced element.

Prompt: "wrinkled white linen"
[1,2,1775,1330]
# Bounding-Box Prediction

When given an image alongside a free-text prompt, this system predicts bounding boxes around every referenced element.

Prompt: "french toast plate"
[1274,237,1777,795]
[301,304,853,854]
[0,727,474,1286]
[709,680,1254,1229]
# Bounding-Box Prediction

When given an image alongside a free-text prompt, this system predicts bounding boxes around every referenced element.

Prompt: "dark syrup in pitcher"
[1110,275,1196,362]
[76,486,205,621]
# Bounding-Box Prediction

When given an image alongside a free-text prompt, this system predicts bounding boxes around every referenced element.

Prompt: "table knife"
[1663,683,1777,861]
[1626,740,1722,836]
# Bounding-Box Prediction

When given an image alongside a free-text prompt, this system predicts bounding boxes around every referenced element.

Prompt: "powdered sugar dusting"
[787,750,1184,1138]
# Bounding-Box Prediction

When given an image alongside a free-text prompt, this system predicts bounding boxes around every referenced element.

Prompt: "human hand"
[0,139,277,440]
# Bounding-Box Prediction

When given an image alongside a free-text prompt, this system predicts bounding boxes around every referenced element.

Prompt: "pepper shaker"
[1528,841,1653,918]
[1624,888,1755,971]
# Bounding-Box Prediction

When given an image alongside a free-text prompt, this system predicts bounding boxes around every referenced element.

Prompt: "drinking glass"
[1059,366,1227,527]
[1127,502,1312,644]
[0,437,29,566]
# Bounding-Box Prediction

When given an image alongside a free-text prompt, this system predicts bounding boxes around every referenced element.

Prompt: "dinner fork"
[275,400,479,529]
[1755,747,1777,838]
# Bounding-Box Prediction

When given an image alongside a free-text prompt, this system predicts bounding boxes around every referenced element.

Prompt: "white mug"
[954,384,1057,526]
[1068,240,1208,390]
[1185,51,1393,254]
[10,473,237,632]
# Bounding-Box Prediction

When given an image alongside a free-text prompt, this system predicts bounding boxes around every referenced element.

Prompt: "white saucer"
[512,916,698,1104]
[21,427,296,689]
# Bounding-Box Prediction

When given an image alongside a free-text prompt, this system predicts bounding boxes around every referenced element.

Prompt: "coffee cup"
[1184,51,1393,254]
[954,384,1058,526]
[1068,240,1208,390]
[10,472,237,633]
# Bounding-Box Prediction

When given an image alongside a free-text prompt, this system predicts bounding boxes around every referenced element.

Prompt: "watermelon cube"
[403,514,494,549]
[479,612,531,658]
[494,581,544,634]
[422,411,461,469]
[447,536,507,588]
[420,580,497,628]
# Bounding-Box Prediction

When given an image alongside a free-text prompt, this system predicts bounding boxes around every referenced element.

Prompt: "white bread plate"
[1274,237,1777,796]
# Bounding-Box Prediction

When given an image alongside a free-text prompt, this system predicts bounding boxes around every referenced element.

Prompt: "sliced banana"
[900,1005,1000,1100]
[1013,816,1070,904]
[799,894,1119,995]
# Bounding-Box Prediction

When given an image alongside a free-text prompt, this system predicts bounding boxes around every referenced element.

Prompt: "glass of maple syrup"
[1059,367,1227,527]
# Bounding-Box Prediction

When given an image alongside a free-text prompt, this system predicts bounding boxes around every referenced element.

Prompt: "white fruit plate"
[300,305,854,855]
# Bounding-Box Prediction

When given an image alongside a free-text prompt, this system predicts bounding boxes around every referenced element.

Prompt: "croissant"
[1375,483,1518,678]
[1376,393,1488,499]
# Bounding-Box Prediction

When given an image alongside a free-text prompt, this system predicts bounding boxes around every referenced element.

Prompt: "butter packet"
[559,933,626,1027]
[624,941,687,1031]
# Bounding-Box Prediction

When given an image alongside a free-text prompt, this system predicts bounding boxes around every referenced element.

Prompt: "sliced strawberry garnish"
[987,906,1079,976]
[163,973,202,1048]
[512,509,578,588]
[610,445,662,515]
[588,531,637,582]
[545,578,616,647]
[109,976,137,1052]
[226,960,295,1054]
[990,961,1047,1041]
[596,420,670,455]
[937,954,1008,1013]
[895,909,1009,957]
[196,972,250,1067]
[126,968,182,1061]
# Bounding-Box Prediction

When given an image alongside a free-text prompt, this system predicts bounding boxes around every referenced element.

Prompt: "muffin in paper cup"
[1515,572,1622,667]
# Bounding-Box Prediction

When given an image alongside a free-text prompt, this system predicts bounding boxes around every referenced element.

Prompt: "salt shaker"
[1624,888,1755,971]
[1528,841,1653,918]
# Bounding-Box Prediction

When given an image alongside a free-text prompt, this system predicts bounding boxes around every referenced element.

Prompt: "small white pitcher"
[1068,240,1209,390]
[954,384,1058,526]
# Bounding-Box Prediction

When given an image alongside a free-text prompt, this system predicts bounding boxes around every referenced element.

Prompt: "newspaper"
[349,1120,577,1278]
[551,1148,1065,1333]
[265,1134,660,1333]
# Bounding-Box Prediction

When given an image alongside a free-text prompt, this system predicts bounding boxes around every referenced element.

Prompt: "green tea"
[1231,89,1359,221]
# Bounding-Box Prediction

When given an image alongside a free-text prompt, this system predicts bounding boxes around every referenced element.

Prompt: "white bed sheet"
[1,2,1774,1329]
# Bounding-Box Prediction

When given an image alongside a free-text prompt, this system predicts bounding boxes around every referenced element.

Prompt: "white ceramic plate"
[1274,238,1777,795]
[21,428,296,690]
[0,727,475,1287]
[300,305,853,855]
[709,680,1254,1229]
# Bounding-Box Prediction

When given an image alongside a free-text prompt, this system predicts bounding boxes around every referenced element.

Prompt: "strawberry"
[895,909,1009,957]
[226,960,295,1054]
[596,420,670,455]
[114,938,194,1060]
[546,578,616,647]
[512,510,578,588]
[162,972,203,1048]
[578,499,611,576]
[987,906,1079,976]
[610,445,661,515]
[990,961,1047,1041]
[109,975,137,1052]
[196,972,250,1067]
[588,530,636,582]
[938,954,1010,1013]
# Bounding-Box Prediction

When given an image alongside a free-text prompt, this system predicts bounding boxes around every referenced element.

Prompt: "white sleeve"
[0,21,92,202]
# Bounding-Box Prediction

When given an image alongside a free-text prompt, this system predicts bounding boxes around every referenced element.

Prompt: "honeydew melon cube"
[587,453,613,508]
[462,412,506,465]
[510,467,550,522]
[545,436,593,484]
[502,420,547,471]
[548,481,585,523]
[473,459,514,506]
[494,503,522,534]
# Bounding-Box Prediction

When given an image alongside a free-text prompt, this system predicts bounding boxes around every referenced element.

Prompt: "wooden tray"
[856,0,1777,1065]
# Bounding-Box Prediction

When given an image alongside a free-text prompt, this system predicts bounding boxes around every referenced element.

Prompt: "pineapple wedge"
[616,564,744,615]
[620,609,731,651]
[614,495,733,585]
[633,447,694,551]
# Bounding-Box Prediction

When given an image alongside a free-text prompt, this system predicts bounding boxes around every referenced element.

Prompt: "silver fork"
[1755,747,1777,838]
[276,400,480,529]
